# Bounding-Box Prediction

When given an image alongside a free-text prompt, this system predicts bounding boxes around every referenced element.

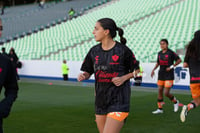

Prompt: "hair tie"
[116,27,119,31]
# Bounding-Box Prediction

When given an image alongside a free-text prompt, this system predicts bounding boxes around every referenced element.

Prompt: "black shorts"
[95,100,130,115]
[95,84,131,115]
[95,106,130,115]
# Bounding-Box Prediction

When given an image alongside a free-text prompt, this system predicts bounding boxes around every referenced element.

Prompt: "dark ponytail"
[117,27,127,45]
[97,18,127,45]
[185,30,200,60]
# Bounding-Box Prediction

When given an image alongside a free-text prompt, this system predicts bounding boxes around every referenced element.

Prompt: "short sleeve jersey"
[184,56,200,84]
[62,63,69,75]
[0,54,19,95]
[81,42,138,113]
[157,49,180,80]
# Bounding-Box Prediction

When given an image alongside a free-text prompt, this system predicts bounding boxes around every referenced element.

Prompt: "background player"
[77,18,139,133]
[62,59,69,81]
[0,18,19,133]
[151,39,182,114]
[180,30,200,122]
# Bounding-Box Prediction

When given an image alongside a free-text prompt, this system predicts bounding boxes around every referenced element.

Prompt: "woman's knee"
[164,91,170,97]
[194,97,200,106]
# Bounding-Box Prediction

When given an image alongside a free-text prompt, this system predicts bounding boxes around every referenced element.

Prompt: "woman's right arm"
[151,63,159,78]
[78,49,94,82]
[77,72,91,82]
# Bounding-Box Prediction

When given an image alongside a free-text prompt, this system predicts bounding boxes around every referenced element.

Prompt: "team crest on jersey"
[165,54,169,59]
[112,55,119,62]
[110,55,119,65]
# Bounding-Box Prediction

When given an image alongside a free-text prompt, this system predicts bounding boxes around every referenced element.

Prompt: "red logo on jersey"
[96,70,119,82]
[110,55,119,65]
[0,68,2,73]
[164,55,169,61]
[95,56,99,64]
[112,55,119,62]
[191,77,200,81]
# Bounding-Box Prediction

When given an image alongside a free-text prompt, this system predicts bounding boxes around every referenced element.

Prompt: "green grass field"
[1,79,200,133]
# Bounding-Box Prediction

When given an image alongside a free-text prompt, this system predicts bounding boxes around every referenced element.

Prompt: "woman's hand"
[134,69,140,77]
[77,73,86,82]
[77,72,91,82]
[183,62,188,68]
[151,70,155,78]
[166,67,171,72]
[112,77,126,86]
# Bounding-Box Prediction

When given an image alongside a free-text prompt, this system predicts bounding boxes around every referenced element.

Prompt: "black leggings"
[63,74,68,81]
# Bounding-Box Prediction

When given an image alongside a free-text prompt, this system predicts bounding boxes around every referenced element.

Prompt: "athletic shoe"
[152,109,163,114]
[174,100,179,112]
[180,105,187,122]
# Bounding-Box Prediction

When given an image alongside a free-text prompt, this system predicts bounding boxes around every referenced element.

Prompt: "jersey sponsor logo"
[159,54,169,65]
[110,55,119,65]
[96,70,119,78]
[95,70,119,82]
[191,77,200,81]
[159,55,169,65]
[159,54,170,65]
[159,59,168,65]
[98,78,112,82]
[95,65,108,71]
[95,56,99,64]
[0,67,2,73]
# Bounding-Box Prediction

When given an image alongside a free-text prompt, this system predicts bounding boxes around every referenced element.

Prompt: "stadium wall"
[18,60,190,90]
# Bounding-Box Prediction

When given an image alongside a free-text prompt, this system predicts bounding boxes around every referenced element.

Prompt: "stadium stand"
[0,0,200,62]
[0,0,106,41]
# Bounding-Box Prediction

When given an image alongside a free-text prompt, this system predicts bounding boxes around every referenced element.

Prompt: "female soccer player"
[0,18,19,133]
[151,39,182,114]
[180,30,200,122]
[77,18,139,133]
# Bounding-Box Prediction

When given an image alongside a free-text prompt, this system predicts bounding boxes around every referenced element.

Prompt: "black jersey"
[184,56,200,84]
[0,54,18,97]
[81,42,138,114]
[157,49,180,80]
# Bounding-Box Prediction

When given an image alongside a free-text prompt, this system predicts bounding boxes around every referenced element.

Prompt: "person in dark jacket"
[9,48,20,80]
[0,18,19,133]
[1,47,8,57]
